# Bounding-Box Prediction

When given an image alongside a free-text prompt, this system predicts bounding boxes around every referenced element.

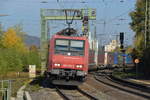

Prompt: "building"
[104,40,119,52]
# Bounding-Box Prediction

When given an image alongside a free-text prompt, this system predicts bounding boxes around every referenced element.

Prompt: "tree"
[1,28,27,52]
[0,24,4,48]
[13,24,26,39]
[0,25,41,77]
[129,0,145,52]
[29,45,38,52]
[130,0,150,78]
[26,45,40,69]
[125,46,133,54]
[0,23,3,35]
[0,50,8,78]
[0,27,28,76]
[129,0,146,57]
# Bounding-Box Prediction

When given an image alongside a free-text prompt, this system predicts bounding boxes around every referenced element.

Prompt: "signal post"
[119,32,126,72]
[135,59,140,79]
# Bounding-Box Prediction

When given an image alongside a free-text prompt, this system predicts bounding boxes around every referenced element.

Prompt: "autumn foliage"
[0,26,40,78]
[1,28,27,52]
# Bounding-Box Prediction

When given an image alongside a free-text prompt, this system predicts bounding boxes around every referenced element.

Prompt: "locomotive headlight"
[76,65,79,68]
[54,63,61,67]
[76,65,83,68]
[80,65,83,68]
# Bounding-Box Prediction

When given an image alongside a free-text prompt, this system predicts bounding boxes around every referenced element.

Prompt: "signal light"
[120,32,124,44]
[120,32,124,49]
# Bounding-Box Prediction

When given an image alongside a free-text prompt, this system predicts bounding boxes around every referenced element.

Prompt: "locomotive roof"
[52,34,88,40]
[56,28,77,36]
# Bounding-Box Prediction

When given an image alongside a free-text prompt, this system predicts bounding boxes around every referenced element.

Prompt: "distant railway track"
[56,86,99,100]
[94,72,150,99]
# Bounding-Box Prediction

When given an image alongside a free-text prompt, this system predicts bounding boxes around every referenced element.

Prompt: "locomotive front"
[47,35,89,85]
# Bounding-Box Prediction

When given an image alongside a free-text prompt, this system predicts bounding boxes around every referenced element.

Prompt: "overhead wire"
[64,9,77,28]
[97,0,135,45]
[56,0,65,9]
[106,7,134,24]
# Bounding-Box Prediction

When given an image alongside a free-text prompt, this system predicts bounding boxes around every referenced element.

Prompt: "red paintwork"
[48,35,89,73]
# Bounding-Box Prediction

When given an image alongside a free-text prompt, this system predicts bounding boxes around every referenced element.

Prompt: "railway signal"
[119,32,126,71]
[120,32,124,49]
[135,58,140,78]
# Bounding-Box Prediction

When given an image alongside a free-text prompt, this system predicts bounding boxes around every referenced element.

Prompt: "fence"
[0,80,12,100]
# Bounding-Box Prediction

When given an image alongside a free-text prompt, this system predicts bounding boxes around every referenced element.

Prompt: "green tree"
[13,24,26,39]
[0,23,3,35]
[0,27,27,77]
[0,25,41,78]
[0,24,4,48]
[130,0,150,78]
[130,0,145,52]
[0,50,8,77]
[125,46,133,54]
[0,48,24,76]
[25,45,40,69]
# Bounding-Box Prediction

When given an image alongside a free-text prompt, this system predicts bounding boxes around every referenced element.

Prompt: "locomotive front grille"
[50,69,86,77]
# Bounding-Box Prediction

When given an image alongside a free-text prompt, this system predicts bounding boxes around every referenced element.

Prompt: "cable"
[57,0,65,9]
[107,7,134,24]
[64,10,76,28]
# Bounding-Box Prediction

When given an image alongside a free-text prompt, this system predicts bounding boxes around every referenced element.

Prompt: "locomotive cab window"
[70,40,84,56]
[55,39,69,51]
[55,39,85,56]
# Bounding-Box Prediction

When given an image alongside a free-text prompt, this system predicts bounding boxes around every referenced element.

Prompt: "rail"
[55,86,70,100]
[94,74,150,99]
[55,86,99,100]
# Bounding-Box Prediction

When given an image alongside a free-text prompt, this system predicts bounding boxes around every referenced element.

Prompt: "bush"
[0,49,23,75]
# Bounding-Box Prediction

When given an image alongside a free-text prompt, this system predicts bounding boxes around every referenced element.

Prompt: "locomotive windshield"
[55,39,69,51]
[70,40,84,52]
[55,39,85,56]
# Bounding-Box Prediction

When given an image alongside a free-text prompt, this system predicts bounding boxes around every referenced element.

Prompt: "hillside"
[23,34,40,47]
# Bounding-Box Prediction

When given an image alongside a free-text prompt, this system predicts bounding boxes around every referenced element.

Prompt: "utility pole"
[145,0,150,48]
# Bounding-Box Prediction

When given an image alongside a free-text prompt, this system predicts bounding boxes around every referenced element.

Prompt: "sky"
[0,0,136,45]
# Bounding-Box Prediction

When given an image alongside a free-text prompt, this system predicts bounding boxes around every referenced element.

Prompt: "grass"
[113,71,136,79]
[11,78,29,96]
[25,76,44,92]
[0,72,30,97]
[112,68,136,79]
[0,71,43,98]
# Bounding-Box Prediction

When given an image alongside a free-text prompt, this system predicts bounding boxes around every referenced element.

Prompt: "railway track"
[30,70,150,100]
[94,71,150,100]
[41,78,99,100]
[56,86,99,100]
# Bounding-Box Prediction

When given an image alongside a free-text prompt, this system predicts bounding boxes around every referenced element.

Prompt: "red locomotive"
[46,28,90,85]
